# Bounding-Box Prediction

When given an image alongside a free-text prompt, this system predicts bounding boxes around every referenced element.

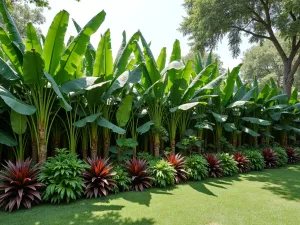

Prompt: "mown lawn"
[1,165,300,225]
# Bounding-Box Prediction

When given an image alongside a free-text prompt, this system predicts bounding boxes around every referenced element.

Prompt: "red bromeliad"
[165,153,187,184]
[83,157,117,198]
[0,159,44,212]
[124,158,152,191]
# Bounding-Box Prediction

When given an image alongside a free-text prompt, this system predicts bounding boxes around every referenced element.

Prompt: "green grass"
[1,165,300,225]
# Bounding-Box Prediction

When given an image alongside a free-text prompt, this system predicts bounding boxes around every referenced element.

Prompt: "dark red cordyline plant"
[285,147,299,164]
[204,153,223,178]
[83,157,117,198]
[0,159,44,212]
[262,149,278,168]
[233,152,250,173]
[124,158,152,191]
[165,153,187,184]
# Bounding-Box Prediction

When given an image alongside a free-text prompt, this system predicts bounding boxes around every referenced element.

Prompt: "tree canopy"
[180,0,300,96]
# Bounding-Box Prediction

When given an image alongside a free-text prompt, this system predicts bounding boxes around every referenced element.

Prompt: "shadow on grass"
[244,165,300,202]
[188,175,242,197]
[113,186,176,207]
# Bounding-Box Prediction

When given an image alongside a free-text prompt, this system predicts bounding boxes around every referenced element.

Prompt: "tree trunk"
[91,136,98,159]
[283,59,293,97]
[149,134,153,155]
[154,134,160,157]
[103,133,110,158]
[171,139,176,154]
[32,136,38,163]
[197,130,203,153]
[38,122,47,163]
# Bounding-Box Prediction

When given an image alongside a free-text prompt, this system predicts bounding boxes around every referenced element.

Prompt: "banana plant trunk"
[103,128,110,158]
[91,136,98,159]
[216,123,222,152]
[38,122,47,163]
[154,133,160,157]
[232,131,237,147]
[32,136,38,163]
[197,130,203,153]
[171,139,176,154]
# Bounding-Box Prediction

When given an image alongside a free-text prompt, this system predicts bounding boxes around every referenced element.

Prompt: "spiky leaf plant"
[233,152,250,173]
[124,158,152,191]
[262,149,278,168]
[217,153,238,176]
[165,153,188,184]
[186,154,208,180]
[204,153,223,178]
[285,147,299,164]
[244,150,264,171]
[0,159,44,212]
[83,157,117,198]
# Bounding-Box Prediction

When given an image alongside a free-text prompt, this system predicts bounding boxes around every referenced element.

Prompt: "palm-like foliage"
[0,159,44,211]
[233,152,250,173]
[204,153,223,178]
[124,158,152,191]
[165,153,188,184]
[262,149,278,168]
[83,157,117,198]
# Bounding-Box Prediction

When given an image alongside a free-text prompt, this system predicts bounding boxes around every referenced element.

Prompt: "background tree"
[241,37,300,90]
[179,0,300,96]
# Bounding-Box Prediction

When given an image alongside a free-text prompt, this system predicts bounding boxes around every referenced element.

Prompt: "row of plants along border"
[0,146,299,212]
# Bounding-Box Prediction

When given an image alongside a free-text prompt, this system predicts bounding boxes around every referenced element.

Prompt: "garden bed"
[1,165,300,225]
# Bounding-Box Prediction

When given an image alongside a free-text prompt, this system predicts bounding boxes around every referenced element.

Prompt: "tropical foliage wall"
[0,0,299,164]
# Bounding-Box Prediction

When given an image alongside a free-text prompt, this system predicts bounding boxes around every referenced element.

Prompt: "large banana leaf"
[222,64,241,106]
[0,85,36,115]
[114,31,126,68]
[0,0,25,53]
[0,57,19,81]
[72,18,96,76]
[212,112,228,123]
[73,113,101,127]
[114,32,139,77]
[97,117,126,134]
[240,125,260,137]
[10,110,27,135]
[43,10,70,75]
[0,129,17,146]
[169,39,181,62]
[156,47,166,72]
[54,11,106,84]
[241,117,271,126]
[0,27,22,75]
[23,51,45,85]
[44,72,72,111]
[181,63,218,103]
[103,65,142,100]
[93,29,113,80]
[25,23,42,55]
[194,53,203,74]
[170,102,206,113]
[116,95,132,127]
[61,77,98,94]
[137,121,154,134]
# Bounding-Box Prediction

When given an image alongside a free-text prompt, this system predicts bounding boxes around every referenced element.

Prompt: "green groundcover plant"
[150,160,176,187]
[273,147,288,167]
[217,153,238,177]
[39,149,88,203]
[244,150,265,171]
[111,166,131,193]
[186,154,208,180]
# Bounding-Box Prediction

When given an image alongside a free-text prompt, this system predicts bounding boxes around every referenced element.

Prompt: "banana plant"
[0,0,106,162]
